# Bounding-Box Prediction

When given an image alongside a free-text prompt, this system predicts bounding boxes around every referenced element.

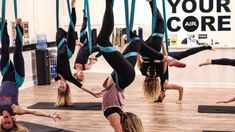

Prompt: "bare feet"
[204,43,216,51]
[199,59,211,67]
[166,56,186,68]
[16,18,22,25]
[85,58,97,70]
[71,0,76,7]
[89,57,98,64]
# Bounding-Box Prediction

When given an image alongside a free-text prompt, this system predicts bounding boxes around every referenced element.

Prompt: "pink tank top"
[102,77,125,112]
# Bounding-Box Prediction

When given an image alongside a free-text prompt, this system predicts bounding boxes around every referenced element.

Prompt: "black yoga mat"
[202,130,235,132]
[18,121,72,132]
[28,102,102,110]
[198,105,235,114]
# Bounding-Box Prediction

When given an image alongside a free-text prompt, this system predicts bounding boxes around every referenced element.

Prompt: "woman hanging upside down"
[55,0,100,107]
[138,0,214,103]
[74,9,100,81]
[96,0,186,131]
[0,19,61,132]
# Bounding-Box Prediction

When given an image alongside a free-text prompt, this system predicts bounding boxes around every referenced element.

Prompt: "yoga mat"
[18,121,72,132]
[198,105,235,114]
[28,102,102,110]
[202,130,235,132]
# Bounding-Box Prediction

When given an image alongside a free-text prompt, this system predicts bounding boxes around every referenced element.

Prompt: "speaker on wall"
[35,49,50,85]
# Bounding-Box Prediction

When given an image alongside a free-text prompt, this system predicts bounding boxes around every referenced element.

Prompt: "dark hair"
[0,121,29,132]
[1,119,16,131]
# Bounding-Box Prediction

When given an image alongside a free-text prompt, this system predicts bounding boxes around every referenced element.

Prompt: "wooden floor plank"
[17,72,235,132]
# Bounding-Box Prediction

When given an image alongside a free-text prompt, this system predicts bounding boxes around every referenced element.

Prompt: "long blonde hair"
[55,83,73,107]
[143,76,161,102]
[121,112,144,132]
[0,121,29,132]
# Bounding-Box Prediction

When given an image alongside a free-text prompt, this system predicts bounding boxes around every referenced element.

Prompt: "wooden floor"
[17,72,235,132]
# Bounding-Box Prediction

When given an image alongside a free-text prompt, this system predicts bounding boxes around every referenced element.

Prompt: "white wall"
[168,46,235,88]
[0,0,234,88]
[0,0,57,43]
[87,45,235,88]
[0,0,233,44]
[1,0,234,45]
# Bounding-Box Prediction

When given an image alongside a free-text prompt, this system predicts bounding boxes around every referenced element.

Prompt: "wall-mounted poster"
[11,21,29,45]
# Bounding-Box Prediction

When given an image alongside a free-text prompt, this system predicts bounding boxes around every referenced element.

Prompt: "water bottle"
[49,49,57,79]
[36,34,48,49]
[50,66,57,79]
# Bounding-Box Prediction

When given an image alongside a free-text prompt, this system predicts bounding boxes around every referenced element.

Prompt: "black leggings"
[75,10,89,66]
[145,2,164,52]
[75,11,100,66]
[80,10,88,45]
[0,22,24,87]
[169,46,211,60]
[212,58,235,66]
[97,0,164,90]
[56,8,77,57]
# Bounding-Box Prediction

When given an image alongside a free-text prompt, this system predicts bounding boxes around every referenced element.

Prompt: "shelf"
[0,41,56,54]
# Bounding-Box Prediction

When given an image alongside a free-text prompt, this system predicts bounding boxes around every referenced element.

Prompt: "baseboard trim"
[19,74,37,90]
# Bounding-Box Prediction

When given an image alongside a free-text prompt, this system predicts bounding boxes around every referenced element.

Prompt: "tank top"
[0,81,18,116]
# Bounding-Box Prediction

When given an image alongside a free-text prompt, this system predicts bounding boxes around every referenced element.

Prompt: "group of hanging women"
[1,0,235,131]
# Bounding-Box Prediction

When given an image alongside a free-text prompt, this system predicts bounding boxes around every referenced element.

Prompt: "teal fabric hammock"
[56,0,77,58]
[0,0,6,42]
[0,0,24,87]
[162,0,169,52]
[56,0,93,53]
[1,0,23,42]
[124,0,136,42]
[56,0,75,30]
[151,0,169,52]
[84,0,92,53]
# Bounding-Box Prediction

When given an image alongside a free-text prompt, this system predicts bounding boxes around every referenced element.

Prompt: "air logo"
[167,0,231,32]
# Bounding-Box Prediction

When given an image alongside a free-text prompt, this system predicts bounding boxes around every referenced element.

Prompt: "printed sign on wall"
[165,0,233,45]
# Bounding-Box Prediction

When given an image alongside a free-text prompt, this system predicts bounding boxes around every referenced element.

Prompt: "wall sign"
[167,0,231,32]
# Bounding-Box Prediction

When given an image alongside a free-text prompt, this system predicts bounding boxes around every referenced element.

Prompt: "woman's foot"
[16,18,22,25]
[166,56,186,68]
[89,57,98,65]
[71,0,76,7]
[199,59,212,67]
[204,43,215,51]
[84,58,98,70]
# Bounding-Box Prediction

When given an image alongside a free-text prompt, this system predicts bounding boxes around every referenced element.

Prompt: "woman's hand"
[49,112,61,122]
[92,91,103,98]
[176,100,183,104]
[159,91,166,100]
[216,100,227,104]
